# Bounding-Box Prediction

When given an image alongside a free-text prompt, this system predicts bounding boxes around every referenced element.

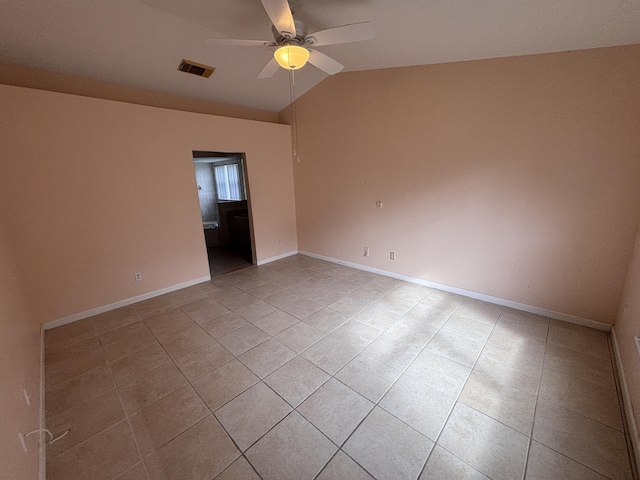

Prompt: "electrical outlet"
[364,247,369,257]
[18,432,27,452]
[390,251,395,260]
[23,388,31,406]
[134,272,142,281]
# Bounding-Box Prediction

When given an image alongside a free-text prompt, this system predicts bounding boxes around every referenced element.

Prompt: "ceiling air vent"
[177,59,214,78]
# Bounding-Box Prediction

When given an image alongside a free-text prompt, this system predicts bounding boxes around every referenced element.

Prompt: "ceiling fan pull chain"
[289,69,300,162]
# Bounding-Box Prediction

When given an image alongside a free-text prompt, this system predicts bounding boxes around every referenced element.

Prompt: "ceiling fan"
[205,0,373,78]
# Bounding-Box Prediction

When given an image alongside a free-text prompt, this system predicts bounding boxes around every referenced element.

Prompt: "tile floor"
[207,246,253,277]
[44,254,636,480]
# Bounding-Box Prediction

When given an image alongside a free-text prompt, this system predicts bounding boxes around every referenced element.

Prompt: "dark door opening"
[193,151,254,276]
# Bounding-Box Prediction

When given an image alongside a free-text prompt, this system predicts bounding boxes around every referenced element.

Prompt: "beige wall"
[287,45,640,324]
[0,228,41,480]
[615,223,640,438]
[0,84,296,477]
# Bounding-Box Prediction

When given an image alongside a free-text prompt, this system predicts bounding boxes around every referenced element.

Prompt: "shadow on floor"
[207,246,253,277]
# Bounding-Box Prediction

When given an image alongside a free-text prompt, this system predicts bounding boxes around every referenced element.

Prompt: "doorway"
[193,151,254,276]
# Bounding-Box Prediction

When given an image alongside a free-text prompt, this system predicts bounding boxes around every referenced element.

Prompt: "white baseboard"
[43,275,211,330]
[610,327,640,476]
[298,250,612,332]
[256,250,298,266]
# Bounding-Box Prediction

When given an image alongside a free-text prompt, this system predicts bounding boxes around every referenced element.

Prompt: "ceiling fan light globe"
[274,45,310,70]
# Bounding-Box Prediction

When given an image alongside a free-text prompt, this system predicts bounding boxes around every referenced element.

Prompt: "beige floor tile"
[45,329,100,357]
[439,314,494,343]
[301,335,362,375]
[425,331,484,367]
[246,283,284,299]
[192,359,259,411]
[144,309,196,342]
[474,345,541,395]
[373,293,417,315]
[130,385,209,455]
[264,289,304,308]
[298,378,374,445]
[352,305,400,331]
[253,310,299,336]
[362,335,424,370]
[547,320,610,360]
[367,276,403,294]
[45,346,107,388]
[350,286,386,304]
[214,456,260,480]
[109,343,171,386]
[304,287,346,306]
[92,307,139,336]
[44,256,635,480]
[532,398,632,480]
[145,415,240,480]
[304,308,349,333]
[46,388,125,457]
[164,284,209,306]
[214,382,292,451]
[405,350,471,397]
[274,321,325,353]
[201,312,248,339]
[419,290,464,313]
[316,450,374,480]
[380,374,455,440]
[118,362,187,414]
[235,300,277,322]
[344,407,434,480]
[346,270,380,285]
[46,420,140,480]
[439,403,529,480]
[420,445,489,479]
[45,366,114,417]
[132,296,176,320]
[100,322,158,362]
[454,298,503,325]
[246,411,337,480]
[174,340,233,381]
[540,366,623,430]
[543,342,615,389]
[219,291,260,311]
[485,326,546,364]
[114,462,149,480]
[217,324,270,356]
[238,338,297,378]
[158,324,213,359]
[282,298,324,319]
[459,370,537,435]
[335,353,402,402]
[379,322,435,347]
[496,309,550,342]
[263,356,330,407]
[328,297,369,318]
[525,441,609,480]
[45,336,103,364]
[45,318,96,347]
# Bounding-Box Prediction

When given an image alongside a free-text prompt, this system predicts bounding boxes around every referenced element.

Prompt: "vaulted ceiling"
[1,0,639,112]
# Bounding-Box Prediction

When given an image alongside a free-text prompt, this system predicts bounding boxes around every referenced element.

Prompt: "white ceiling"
[1,0,639,113]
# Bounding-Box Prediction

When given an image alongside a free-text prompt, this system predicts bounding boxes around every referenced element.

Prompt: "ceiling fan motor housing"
[272,20,308,46]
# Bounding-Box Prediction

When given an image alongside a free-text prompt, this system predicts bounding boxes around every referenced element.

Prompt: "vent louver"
[177,59,214,78]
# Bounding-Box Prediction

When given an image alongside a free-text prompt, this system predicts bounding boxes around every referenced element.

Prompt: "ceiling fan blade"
[260,0,296,38]
[307,50,344,75]
[258,58,280,78]
[305,21,373,47]
[205,38,275,47]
